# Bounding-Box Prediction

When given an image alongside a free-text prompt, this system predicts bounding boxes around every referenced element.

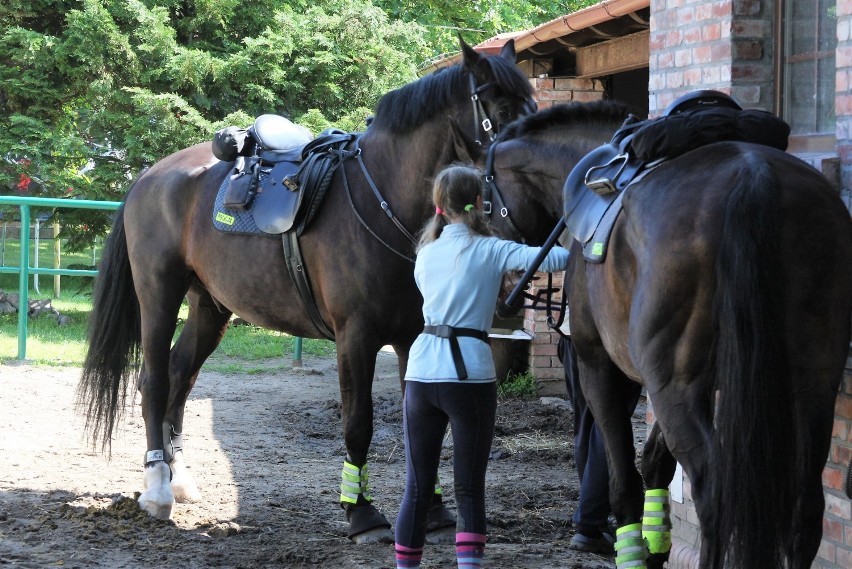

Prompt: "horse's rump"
[611,140,852,569]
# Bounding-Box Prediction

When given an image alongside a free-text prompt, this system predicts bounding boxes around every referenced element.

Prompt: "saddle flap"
[252,161,303,234]
[563,145,621,245]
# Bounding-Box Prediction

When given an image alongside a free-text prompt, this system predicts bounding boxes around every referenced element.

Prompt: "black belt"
[422,325,491,380]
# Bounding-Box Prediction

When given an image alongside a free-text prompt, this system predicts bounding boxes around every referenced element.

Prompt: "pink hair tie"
[435,207,444,215]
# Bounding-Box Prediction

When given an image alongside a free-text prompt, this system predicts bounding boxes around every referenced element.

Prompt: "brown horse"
[460,101,852,569]
[77,39,538,543]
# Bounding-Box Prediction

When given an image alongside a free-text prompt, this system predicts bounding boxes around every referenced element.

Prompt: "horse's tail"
[78,204,142,452]
[707,157,796,569]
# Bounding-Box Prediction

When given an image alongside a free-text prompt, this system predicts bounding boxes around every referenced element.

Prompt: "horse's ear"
[499,39,517,62]
[448,117,481,163]
[460,36,482,69]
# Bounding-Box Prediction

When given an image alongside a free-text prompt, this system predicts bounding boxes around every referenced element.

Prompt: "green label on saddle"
[215,211,235,225]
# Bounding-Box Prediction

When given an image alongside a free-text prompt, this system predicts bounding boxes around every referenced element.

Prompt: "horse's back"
[602,141,852,387]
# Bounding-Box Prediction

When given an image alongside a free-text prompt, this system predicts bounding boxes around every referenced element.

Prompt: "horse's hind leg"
[788,387,837,569]
[136,281,230,518]
[163,284,232,504]
[641,422,678,569]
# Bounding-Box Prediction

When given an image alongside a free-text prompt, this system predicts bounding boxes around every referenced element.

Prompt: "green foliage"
[0,0,425,248]
[498,370,538,400]
[1,0,599,249]
[0,293,336,367]
[376,0,600,59]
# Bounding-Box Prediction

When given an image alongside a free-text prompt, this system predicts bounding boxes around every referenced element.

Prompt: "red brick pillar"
[521,271,567,396]
[534,77,605,110]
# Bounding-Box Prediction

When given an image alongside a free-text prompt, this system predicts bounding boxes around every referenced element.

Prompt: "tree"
[1,0,598,249]
[376,0,601,60]
[0,0,423,248]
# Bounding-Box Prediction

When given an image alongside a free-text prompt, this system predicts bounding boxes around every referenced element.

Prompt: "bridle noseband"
[469,74,497,146]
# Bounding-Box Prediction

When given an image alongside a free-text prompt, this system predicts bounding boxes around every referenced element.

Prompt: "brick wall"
[521,271,567,396]
[839,1,852,195]
[823,361,852,568]
[648,0,775,116]
[533,76,605,110]
[831,1,852,560]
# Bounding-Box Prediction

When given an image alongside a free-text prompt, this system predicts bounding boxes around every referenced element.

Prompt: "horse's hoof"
[172,479,201,504]
[170,451,202,503]
[426,525,455,545]
[345,502,392,544]
[426,501,456,530]
[138,497,173,519]
[647,552,670,569]
[351,526,394,544]
[140,461,174,518]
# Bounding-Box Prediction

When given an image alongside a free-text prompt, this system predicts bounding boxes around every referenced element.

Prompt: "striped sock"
[456,532,486,568]
[395,543,423,569]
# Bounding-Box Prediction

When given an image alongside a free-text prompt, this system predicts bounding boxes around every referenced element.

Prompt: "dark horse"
[456,101,852,569]
[77,40,539,543]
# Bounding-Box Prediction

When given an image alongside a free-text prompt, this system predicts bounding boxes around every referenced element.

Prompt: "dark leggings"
[394,380,497,548]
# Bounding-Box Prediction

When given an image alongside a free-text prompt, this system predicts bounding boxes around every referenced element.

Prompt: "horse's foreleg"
[336,337,393,544]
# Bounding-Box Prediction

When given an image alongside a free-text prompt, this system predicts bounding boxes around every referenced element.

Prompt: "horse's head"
[457,101,630,245]
[458,38,537,146]
[368,39,535,153]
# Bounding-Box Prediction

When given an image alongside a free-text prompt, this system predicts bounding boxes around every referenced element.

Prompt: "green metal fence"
[0,195,306,365]
[0,196,121,360]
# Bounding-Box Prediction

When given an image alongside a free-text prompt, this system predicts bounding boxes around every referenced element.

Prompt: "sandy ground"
[0,350,645,568]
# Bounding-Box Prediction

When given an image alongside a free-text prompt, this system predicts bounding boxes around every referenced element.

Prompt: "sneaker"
[569,531,615,554]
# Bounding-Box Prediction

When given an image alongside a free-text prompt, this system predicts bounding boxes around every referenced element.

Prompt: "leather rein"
[482,138,569,335]
[340,73,521,263]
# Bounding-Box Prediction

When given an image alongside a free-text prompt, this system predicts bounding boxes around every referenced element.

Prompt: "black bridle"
[346,72,530,263]
[481,139,526,244]
[483,139,569,334]
[469,74,497,146]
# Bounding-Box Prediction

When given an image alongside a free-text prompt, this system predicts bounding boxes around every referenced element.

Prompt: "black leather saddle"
[212,115,356,237]
[562,91,789,263]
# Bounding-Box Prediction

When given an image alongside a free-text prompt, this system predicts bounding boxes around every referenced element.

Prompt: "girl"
[394,164,570,568]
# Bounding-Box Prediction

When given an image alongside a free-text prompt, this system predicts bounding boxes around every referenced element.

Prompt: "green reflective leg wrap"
[434,473,442,496]
[340,460,372,505]
[615,523,648,569]
[642,488,672,555]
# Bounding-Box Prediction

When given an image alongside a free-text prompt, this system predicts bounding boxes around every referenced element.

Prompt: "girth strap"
[423,325,490,380]
[282,231,335,340]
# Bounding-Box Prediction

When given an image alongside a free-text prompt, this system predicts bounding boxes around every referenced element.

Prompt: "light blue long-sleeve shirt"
[405,223,570,383]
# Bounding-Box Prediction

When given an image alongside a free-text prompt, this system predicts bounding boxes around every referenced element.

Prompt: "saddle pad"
[212,176,274,237]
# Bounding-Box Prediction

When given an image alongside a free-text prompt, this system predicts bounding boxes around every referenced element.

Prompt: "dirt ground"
[0,350,646,568]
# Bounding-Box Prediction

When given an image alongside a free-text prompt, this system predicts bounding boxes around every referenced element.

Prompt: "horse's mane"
[497,100,630,141]
[369,55,534,134]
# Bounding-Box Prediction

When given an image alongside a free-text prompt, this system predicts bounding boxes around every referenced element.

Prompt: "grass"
[498,371,538,399]
[0,291,336,367]
[1,236,336,368]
